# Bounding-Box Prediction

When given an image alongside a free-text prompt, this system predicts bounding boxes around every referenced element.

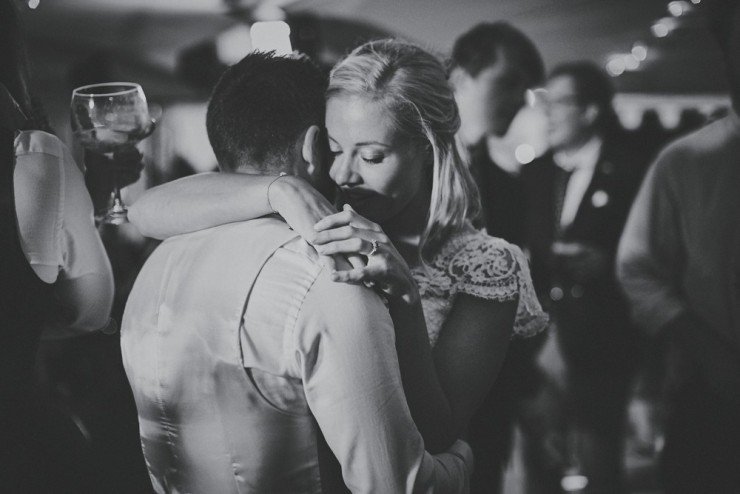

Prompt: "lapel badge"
[591,189,609,208]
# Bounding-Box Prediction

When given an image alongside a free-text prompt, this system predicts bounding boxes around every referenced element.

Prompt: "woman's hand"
[313,205,418,304]
[270,177,364,272]
[85,146,144,212]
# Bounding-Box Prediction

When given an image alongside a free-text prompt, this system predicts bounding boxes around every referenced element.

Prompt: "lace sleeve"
[448,237,549,338]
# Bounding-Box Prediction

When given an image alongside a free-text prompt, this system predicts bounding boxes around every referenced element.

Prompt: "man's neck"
[484,134,521,176]
[553,130,599,157]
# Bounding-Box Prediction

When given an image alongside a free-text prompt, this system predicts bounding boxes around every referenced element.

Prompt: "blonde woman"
[130,40,547,450]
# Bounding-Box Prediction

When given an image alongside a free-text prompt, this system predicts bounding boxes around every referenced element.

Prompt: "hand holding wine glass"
[70,82,155,224]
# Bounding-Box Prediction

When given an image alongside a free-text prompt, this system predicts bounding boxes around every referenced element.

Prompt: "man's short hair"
[206,51,327,173]
[549,61,620,134]
[450,22,545,87]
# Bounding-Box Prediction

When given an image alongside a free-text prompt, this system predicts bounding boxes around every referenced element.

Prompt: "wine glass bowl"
[71,82,154,224]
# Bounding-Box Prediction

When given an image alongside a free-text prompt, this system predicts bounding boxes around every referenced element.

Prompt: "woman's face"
[326,95,429,224]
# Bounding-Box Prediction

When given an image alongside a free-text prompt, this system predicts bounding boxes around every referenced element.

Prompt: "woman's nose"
[330,154,361,186]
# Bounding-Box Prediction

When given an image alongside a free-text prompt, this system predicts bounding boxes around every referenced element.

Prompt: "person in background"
[122,50,473,494]
[0,1,141,490]
[616,0,740,491]
[449,22,560,494]
[522,61,647,493]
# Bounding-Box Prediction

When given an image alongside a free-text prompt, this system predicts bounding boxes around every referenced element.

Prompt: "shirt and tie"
[552,135,604,230]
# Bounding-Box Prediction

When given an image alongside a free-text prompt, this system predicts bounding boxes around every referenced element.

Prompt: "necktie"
[553,166,573,237]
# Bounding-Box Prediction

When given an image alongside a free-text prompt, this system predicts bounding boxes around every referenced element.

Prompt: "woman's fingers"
[313,224,357,244]
[330,268,368,283]
[316,237,371,256]
[313,210,352,231]
[314,204,381,232]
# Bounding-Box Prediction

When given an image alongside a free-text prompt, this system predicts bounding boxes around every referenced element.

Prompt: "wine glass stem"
[113,183,123,208]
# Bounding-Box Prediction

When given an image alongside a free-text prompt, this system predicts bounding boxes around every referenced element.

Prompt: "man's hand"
[85,147,144,212]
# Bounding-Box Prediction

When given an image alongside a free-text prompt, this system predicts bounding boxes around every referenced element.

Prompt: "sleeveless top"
[412,223,548,347]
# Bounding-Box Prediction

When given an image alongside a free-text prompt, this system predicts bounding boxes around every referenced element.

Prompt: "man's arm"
[296,269,472,493]
[616,155,687,336]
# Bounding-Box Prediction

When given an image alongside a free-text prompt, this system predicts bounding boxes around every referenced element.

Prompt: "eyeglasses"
[543,95,583,109]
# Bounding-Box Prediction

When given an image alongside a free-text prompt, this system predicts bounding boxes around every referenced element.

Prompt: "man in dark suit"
[522,62,646,494]
[450,23,563,494]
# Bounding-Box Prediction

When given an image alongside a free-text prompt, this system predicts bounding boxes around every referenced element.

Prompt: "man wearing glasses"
[521,61,648,493]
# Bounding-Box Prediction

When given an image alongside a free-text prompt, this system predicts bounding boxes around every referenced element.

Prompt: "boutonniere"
[591,189,610,208]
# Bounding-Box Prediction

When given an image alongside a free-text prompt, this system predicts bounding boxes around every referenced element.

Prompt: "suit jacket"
[522,133,646,365]
[468,141,527,246]
[523,134,645,299]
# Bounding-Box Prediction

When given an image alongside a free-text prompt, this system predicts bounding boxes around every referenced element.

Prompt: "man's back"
[122,218,471,494]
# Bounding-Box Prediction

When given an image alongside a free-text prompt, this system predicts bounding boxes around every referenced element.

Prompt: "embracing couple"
[122,41,547,493]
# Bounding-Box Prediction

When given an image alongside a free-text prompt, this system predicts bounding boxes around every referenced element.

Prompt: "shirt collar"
[553,135,603,173]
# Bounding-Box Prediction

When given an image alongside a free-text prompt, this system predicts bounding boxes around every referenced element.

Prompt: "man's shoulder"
[163,216,293,245]
[654,116,739,176]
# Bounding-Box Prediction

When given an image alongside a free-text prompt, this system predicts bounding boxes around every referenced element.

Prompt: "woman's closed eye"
[361,153,384,164]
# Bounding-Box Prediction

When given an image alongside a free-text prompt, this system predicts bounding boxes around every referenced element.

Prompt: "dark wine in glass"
[71,82,154,224]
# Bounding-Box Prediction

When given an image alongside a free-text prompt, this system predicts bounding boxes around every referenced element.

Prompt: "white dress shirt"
[553,135,603,228]
[122,218,472,494]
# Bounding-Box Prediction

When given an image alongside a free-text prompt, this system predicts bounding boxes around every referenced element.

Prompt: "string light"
[651,18,677,38]
[631,42,648,61]
[668,1,693,17]
[606,55,627,77]
[624,54,640,71]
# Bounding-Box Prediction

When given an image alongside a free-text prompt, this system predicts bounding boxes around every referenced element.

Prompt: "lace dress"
[411,224,548,348]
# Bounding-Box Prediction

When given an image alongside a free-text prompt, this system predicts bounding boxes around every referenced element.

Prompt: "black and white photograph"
[1,0,738,492]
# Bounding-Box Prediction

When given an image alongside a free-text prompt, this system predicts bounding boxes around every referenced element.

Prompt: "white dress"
[411,223,548,347]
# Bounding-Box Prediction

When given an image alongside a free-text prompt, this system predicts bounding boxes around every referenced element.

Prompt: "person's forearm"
[388,296,455,453]
[129,172,275,239]
[41,273,114,339]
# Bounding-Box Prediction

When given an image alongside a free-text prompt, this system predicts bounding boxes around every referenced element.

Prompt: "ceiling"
[20,0,729,96]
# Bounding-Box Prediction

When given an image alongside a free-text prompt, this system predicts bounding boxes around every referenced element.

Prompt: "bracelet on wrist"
[266,172,288,214]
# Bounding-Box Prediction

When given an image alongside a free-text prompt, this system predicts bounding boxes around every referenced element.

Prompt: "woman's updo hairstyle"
[327,39,480,259]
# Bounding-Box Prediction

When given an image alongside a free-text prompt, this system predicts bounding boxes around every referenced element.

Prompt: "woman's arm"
[314,208,518,451]
[129,173,337,241]
[386,295,456,453]
[38,142,115,339]
[42,272,114,339]
[433,295,516,435]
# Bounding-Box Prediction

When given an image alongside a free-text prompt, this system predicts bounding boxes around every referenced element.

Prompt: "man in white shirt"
[521,62,648,493]
[121,52,472,493]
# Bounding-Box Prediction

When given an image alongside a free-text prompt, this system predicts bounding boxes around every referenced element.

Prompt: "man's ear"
[583,103,600,126]
[301,125,323,177]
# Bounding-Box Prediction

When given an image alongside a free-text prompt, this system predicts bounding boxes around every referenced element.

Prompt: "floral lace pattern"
[412,224,548,347]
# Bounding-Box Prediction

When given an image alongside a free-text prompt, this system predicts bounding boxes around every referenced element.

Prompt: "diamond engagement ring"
[368,239,379,256]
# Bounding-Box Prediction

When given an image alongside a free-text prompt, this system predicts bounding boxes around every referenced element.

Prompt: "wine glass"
[70,82,154,224]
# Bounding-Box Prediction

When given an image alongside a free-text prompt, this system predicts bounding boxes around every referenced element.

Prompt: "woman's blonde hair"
[327,39,481,260]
